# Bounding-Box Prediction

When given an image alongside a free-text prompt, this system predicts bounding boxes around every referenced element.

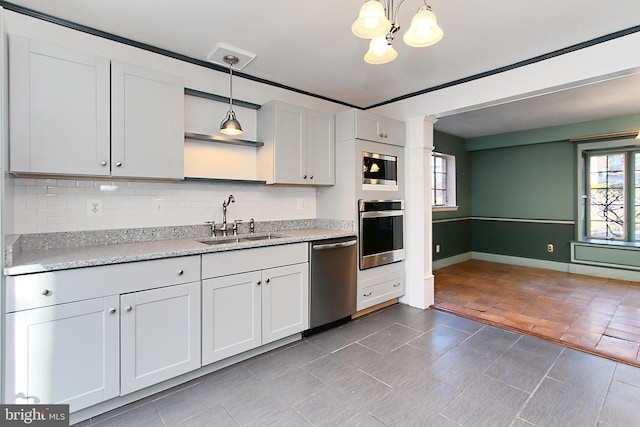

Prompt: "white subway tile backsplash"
[11,177,317,234]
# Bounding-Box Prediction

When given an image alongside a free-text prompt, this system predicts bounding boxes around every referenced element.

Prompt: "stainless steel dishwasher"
[309,236,358,329]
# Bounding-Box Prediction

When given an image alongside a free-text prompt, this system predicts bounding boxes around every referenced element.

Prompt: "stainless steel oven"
[358,199,404,270]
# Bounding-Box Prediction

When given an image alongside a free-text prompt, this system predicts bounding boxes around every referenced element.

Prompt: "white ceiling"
[6,0,640,138]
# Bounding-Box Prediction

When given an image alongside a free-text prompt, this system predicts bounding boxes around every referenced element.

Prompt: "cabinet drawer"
[202,243,308,279]
[6,256,201,312]
[358,276,405,310]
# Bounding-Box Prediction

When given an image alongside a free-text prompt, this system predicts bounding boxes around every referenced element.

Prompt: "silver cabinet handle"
[41,289,51,296]
[109,308,117,314]
[310,175,314,179]
[364,292,372,297]
[313,240,357,250]
[178,270,184,275]
[125,305,132,312]
[265,278,270,283]
[393,283,401,288]
[303,175,307,179]
[100,160,108,166]
[115,162,123,167]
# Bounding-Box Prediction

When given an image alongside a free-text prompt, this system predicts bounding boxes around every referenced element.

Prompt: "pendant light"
[220,55,243,135]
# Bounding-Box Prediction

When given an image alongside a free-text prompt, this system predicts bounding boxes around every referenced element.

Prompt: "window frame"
[577,138,640,244]
[431,152,458,212]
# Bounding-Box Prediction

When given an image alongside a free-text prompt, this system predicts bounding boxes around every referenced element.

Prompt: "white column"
[400,115,437,309]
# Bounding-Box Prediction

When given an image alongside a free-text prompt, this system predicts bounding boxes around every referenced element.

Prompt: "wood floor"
[433,260,640,366]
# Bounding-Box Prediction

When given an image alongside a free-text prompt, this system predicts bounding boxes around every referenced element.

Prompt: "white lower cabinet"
[4,255,201,412]
[5,296,120,413]
[201,244,309,365]
[120,282,201,395]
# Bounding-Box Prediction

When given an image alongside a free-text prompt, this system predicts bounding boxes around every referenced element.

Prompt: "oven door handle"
[313,240,357,250]
[361,210,404,218]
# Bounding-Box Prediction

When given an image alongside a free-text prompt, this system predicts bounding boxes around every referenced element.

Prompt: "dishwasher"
[309,236,358,329]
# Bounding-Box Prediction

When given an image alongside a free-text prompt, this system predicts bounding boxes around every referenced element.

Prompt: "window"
[584,148,640,242]
[432,152,457,211]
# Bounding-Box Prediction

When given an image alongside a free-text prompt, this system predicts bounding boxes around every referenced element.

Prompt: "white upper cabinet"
[257,100,335,185]
[111,62,184,179]
[9,36,184,179]
[335,109,405,146]
[9,36,111,176]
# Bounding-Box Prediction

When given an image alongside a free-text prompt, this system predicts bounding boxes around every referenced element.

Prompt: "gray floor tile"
[367,388,450,427]
[460,325,519,359]
[245,408,312,427]
[262,368,326,406]
[199,365,262,404]
[292,387,366,426]
[441,375,530,427]
[358,323,424,354]
[92,404,164,427]
[304,343,382,385]
[547,348,616,396]
[221,385,290,426]
[426,346,493,389]
[242,341,327,381]
[420,414,463,427]
[153,383,219,426]
[614,361,640,387]
[484,346,556,392]
[395,368,459,404]
[174,404,237,427]
[361,344,440,386]
[408,324,471,357]
[520,377,603,427]
[397,307,455,332]
[513,334,564,359]
[366,303,425,325]
[598,380,640,426]
[305,321,372,353]
[511,418,536,427]
[443,315,484,333]
[332,369,392,407]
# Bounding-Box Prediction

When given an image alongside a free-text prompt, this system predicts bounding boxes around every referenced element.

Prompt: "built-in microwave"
[362,152,397,186]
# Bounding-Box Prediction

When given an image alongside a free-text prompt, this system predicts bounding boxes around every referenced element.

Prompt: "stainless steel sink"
[240,233,287,241]
[196,234,287,245]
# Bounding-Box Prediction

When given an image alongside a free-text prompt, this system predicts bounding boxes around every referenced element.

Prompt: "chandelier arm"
[392,0,406,24]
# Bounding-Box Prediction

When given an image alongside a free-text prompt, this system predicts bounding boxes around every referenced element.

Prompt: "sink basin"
[240,233,287,241]
[196,234,287,245]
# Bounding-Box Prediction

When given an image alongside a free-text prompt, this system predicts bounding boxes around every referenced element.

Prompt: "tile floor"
[433,260,640,366]
[78,304,640,426]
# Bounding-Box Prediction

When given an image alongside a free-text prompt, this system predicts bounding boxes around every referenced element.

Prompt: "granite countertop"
[5,228,356,276]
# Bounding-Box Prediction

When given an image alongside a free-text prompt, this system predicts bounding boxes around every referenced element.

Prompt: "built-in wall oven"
[358,200,405,270]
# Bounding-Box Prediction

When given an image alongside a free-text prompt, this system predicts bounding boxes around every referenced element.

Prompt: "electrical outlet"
[296,199,305,210]
[547,243,554,253]
[152,198,164,214]
[435,244,441,253]
[87,199,103,217]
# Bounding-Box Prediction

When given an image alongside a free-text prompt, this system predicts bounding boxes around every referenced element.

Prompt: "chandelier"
[352,0,443,64]
[219,55,243,135]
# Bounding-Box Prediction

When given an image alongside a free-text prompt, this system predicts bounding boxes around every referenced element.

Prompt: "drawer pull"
[109,308,117,314]
[41,289,51,296]
[266,278,270,283]
[257,280,261,286]
[125,305,133,312]
[364,292,372,297]
[178,270,184,276]
[393,283,401,288]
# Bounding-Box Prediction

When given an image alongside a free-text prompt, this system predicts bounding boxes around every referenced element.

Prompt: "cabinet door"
[202,271,262,365]
[4,296,119,412]
[262,263,309,344]
[9,36,111,176]
[355,110,384,143]
[274,102,307,184]
[111,61,184,180]
[307,109,335,185]
[383,118,406,146]
[120,282,200,395]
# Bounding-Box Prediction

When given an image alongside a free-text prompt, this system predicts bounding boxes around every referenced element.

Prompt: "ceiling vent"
[206,43,256,71]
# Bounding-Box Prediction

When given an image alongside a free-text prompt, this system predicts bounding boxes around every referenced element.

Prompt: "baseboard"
[568,263,640,282]
[433,252,472,270]
[470,252,569,272]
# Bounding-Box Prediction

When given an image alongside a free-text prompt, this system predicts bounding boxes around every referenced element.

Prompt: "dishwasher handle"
[312,240,357,250]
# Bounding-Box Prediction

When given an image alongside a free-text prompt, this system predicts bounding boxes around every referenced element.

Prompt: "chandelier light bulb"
[403,7,443,47]
[352,0,391,39]
[364,37,398,64]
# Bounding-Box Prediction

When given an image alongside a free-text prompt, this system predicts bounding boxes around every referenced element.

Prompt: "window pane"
[432,155,447,206]
[636,153,640,240]
[588,153,626,240]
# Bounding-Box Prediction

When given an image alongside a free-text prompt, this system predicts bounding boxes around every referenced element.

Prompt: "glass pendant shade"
[220,110,243,135]
[403,8,443,47]
[352,0,391,39]
[364,37,398,64]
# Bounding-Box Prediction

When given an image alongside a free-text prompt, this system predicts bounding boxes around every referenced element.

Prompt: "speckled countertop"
[5,220,355,276]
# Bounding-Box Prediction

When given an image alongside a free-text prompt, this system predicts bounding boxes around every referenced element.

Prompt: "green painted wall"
[470,142,575,221]
[433,219,471,261]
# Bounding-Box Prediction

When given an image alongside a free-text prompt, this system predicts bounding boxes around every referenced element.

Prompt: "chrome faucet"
[222,194,235,236]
